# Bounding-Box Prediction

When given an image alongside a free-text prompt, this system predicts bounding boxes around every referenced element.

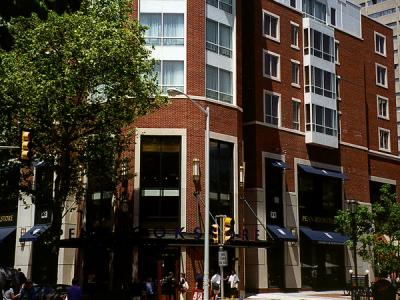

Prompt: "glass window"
[376,64,387,87]
[206,19,232,57]
[140,13,162,46]
[264,51,280,80]
[375,33,386,56]
[140,136,181,227]
[290,0,296,7]
[264,92,280,125]
[377,96,389,119]
[154,61,184,93]
[206,65,233,103]
[141,13,184,46]
[330,8,336,26]
[291,24,299,47]
[379,129,390,151]
[210,140,233,217]
[305,66,335,99]
[263,11,279,40]
[292,62,300,85]
[334,41,339,63]
[311,104,337,136]
[292,100,300,130]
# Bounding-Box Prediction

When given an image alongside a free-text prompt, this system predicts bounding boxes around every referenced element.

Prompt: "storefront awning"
[298,164,348,180]
[0,227,16,243]
[271,160,289,169]
[19,224,51,242]
[300,227,349,245]
[266,224,297,241]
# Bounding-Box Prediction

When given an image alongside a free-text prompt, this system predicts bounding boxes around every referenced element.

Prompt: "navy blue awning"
[267,225,297,241]
[298,164,348,180]
[0,227,16,243]
[271,160,289,169]
[19,224,51,242]
[300,227,349,245]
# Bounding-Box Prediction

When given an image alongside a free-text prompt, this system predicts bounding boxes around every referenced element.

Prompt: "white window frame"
[334,40,340,64]
[292,98,301,131]
[263,49,281,81]
[290,21,300,50]
[262,10,280,42]
[291,59,300,87]
[378,127,391,152]
[263,90,281,126]
[376,63,388,88]
[377,95,389,120]
[374,32,387,57]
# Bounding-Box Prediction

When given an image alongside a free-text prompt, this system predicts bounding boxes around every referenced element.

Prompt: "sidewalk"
[245,291,351,300]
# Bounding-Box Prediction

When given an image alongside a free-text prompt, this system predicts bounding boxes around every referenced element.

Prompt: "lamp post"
[167,88,210,300]
[193,158,201,227]
[348,200,359,300]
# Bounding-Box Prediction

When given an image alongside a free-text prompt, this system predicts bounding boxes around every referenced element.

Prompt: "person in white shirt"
[227,270,239,298]
[210,271,221,300]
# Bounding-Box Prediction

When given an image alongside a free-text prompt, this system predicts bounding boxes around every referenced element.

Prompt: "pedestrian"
[17,268,26,290]
[144,277,155,300]
[165,272,177,300]
[211,271,221,300]
[227,270,239,298]
[67,278,83,300]
[372,273,397,300]
[2,280,18,300]
[178,273,189,300]
[18,279,35,300]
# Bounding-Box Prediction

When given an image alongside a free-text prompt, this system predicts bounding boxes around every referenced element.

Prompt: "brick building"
[2,0,400,296]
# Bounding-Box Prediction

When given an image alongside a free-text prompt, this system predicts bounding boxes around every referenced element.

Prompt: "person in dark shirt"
[67,278,83,300]
[372,274,397,300]
[18,280,34,300]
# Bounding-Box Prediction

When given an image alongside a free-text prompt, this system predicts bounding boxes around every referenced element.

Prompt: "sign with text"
[218,250,228,266]
[0,213,17,226]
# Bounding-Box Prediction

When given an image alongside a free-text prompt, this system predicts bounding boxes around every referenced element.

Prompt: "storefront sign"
[301,215,334,225]
[0,213,17,226]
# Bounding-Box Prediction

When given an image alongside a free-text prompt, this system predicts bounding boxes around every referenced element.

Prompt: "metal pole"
[204,107,210,300]
[353,214,359,300]
[220,258,224,300]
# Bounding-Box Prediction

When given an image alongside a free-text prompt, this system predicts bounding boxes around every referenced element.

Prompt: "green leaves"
[335,185,400,275]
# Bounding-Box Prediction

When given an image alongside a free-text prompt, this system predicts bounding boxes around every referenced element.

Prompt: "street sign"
[218,250,228,266]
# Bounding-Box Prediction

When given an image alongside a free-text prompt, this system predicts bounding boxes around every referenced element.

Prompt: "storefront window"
[140,136,181,228]
[209,140,233,217]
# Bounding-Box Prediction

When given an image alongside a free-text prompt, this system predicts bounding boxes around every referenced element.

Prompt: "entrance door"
[139,248,180,300]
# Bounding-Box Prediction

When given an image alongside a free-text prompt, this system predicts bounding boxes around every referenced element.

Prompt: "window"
[377,96,389,119]
[206,65,233,103]
[336,76,341,99]
[303,28,334,62]
[330,8,336,26]
[290,0,296,7]
[263,50,280,81]
[291,23,299,48]
[375,32,386,56]
[154,61,184,93]
[263,10,280,41]
[140,136,181,227]
[376,64,387,88]
[206,19,232,57]
[304,66,336,99]
[334,41,339,63]
[303,0,326,21]
[264,91,280,126]
[378,128,390,151]
[291,60,300,86]
[368,8,396,19]
[305,104,337,136]
[292,100,301,130]
[140,13,184,46]
[210,140,234,217]
[207,0,233,14]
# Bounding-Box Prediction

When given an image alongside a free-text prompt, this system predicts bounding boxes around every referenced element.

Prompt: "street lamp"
[348,200,359,300]
[167,88,210,300]
[193,158,201,227]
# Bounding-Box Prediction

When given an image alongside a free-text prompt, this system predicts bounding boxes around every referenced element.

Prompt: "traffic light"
[223,217,234,244]
[20,130,32,161]
[211,223,219,244]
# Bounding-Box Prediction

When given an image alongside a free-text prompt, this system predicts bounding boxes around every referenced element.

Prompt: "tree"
[0,0,166,269]
[335,184,400,276]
